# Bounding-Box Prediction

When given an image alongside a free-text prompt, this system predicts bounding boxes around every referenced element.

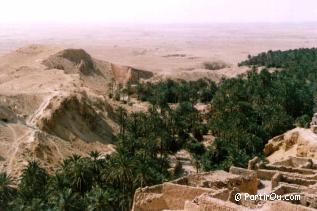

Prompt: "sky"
[0,0,317,24]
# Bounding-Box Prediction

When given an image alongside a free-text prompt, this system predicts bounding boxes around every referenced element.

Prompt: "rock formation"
[0,45,154,180]
[264,128,317,163]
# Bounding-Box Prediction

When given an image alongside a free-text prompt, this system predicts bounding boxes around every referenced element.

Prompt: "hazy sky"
[1,0,317,24]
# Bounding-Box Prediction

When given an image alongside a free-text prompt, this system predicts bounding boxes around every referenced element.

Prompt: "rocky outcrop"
[111,64,154,84]
[264,128,317,163]
[0,92,118,180]
[35,93,117,144]
[0,46,135,178]
[0,105,19,123]
[42,49,96,75]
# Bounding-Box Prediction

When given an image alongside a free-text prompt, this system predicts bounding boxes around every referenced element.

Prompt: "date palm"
[0,172,15,209]
[50,188,82,211]
[85,186,114,211]
[19,160,48,201]
[103,152,135,211]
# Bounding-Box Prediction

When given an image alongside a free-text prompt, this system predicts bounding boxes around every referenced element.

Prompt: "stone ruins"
[132,156,317,211]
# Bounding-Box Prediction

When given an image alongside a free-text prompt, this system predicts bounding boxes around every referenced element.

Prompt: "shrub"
[203,61,228,70]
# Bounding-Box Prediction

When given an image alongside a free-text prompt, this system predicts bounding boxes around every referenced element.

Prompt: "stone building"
[132,156,317,211]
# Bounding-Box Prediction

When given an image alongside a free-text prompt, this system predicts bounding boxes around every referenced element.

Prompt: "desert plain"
[1,22,317,76]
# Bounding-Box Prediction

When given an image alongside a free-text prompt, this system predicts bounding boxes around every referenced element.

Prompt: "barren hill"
[0,45,154,179]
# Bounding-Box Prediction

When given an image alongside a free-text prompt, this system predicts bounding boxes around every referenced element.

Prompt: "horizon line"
[1,20,317,25]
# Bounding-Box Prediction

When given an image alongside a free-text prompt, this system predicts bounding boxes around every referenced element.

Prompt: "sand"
[0,45,119,179]
[1,23,317,78]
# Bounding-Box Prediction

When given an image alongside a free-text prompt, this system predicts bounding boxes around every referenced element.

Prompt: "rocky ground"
[0,45,155,180]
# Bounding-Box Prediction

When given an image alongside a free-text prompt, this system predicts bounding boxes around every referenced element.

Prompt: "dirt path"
[0,122,15,143]
[6,128,33,175]
[26,91,60,127]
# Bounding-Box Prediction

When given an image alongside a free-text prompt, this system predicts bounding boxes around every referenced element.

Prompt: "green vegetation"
[136,78,217,104]
[1,152,168,210]
[136,48,317,170]
[1,103,207,211]
[203,48,317,170]
[204,69,313,169]
[203,61,228,70]
[1,48,317,210]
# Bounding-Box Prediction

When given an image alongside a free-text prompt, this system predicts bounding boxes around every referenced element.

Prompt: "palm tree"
[89,151,101,161]
[67,157,93,194]
[0,172,16,209]
[69,154,82,162]
[133,153,158,188]
[85,186,114,211]
[89,151,104,185]
[108,78,116,98]
[49,174,70,194]
[103,153,135,211]
[116,107,127,136]
[19,160,48,201]
[50,188,83,211]
[24,198,48,210]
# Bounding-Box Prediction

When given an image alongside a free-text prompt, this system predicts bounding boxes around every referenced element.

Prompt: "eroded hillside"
[0,44,154,179]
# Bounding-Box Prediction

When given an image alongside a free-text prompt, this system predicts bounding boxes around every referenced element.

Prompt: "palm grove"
[1,48,317,210]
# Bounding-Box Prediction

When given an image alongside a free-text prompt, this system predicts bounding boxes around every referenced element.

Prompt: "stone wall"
[184,196,242,211]
[132,156,317,211]
[263,201,314,211]
[272,157,315,168]
[229,166,258,194]
[132,183,212,211]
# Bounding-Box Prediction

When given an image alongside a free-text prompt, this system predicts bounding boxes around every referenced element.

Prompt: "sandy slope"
[0,45,150,179]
